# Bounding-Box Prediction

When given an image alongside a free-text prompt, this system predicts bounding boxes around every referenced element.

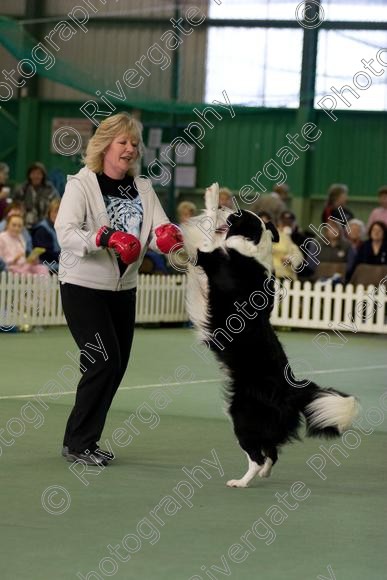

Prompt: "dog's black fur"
[192,210,357,482]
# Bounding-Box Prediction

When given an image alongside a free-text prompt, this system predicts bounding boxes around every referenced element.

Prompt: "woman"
[321,183,354,224]
[347,221,387,282]
[13,161,59,230]
[0,212,50,275]
[346,218,366,281]
[318,220,350,263]
[55,112,183,466]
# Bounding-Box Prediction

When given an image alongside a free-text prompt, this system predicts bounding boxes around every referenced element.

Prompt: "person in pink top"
[367,185,387,229]
[0,211,49,275]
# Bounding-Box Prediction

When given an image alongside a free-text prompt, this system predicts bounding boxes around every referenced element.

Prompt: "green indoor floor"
[0,326,386,580]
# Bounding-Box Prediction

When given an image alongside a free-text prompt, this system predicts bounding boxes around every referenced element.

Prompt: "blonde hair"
[219,187,232,198]
[6,212,24,226]
[177,201,197,217]
[47,198,61,216]
[83,112,144,175]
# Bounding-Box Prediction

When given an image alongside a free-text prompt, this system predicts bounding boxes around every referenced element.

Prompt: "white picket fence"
[270,280,387,333]
[0,272,386,333]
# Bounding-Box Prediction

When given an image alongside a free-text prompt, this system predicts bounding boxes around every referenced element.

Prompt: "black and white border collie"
[183,183,359,488]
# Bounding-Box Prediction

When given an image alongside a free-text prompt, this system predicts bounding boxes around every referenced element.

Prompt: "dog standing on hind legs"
[183,183,359,488]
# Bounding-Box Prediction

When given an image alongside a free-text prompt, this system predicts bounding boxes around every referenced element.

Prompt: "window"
[321,0,387,22]
[205,27,303,107]
[205,0,387,110]
[315,30,387,111]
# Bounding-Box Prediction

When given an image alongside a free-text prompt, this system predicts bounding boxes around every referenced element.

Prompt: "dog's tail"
[302,387,359,437]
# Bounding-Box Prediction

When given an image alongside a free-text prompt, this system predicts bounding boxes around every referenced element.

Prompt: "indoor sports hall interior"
[0,2,386,579]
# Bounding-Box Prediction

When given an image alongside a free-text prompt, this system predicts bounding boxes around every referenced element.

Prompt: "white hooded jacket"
[54,167,169,291]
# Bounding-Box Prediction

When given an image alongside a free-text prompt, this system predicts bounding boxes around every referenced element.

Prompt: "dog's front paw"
[205,182,219,212]
[258,459,273,478]
[226,479,248,488]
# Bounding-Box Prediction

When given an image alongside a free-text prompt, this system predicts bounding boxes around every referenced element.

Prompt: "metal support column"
[295,0,320,226]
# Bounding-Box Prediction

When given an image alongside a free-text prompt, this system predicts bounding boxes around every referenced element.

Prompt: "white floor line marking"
[0,365,386,401]
[0,378,219,401]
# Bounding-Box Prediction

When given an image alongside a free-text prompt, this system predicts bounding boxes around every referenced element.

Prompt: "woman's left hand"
[155,223,183,253]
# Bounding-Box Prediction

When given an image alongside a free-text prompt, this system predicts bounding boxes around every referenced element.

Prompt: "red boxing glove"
[155,223,183,254]
[96,226,141,265]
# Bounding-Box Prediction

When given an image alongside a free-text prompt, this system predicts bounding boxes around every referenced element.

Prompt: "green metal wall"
[1,100,386,200]
[311,111,387,197]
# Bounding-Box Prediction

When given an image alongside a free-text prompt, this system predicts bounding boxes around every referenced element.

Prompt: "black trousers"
[60,282,136,452]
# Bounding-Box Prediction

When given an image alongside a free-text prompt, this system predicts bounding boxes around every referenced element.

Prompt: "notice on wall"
[175,166,197,188]
[147,128,163,149]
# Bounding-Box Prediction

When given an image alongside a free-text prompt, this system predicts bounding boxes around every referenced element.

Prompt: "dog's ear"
[265,221,280,243]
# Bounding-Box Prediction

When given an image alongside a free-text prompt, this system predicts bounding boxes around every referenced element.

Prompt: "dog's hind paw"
[226,479,248,488]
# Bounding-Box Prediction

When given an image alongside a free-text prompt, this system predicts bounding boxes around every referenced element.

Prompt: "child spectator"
[170,201,196,273]
[31,199,61,274]
[219,187,234,209]
[367,185,387,229]
[13,162,60,230]
[177,201,197,224]
[272,213,304,280]
[278,211,316,280]
[0,201,32,254]
[0,213,50,275]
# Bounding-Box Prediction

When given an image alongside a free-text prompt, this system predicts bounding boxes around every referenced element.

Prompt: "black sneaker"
[94,447,115,461]
[65,449,108,466]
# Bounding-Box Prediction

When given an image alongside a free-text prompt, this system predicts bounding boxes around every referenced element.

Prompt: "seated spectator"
[257,210,273,224]
[0,202,32,254]
[251,189,287,225]
[279,210,306,247]
[0,162,11,221]
[367,185,387,229]
[31,199,61,274]
[318,221,350,263]
[274,183,291,209]
[272,214,304,281]
[12,162,60,230]
[177,201,197,224]
[169,201,197,273]
[322,183,354,224]
[0,213,50,275]
[346,218,366,279]
[347,221,387,282]
[139,250,170,275]
[48,167,66,197]
[219,187,234,209]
